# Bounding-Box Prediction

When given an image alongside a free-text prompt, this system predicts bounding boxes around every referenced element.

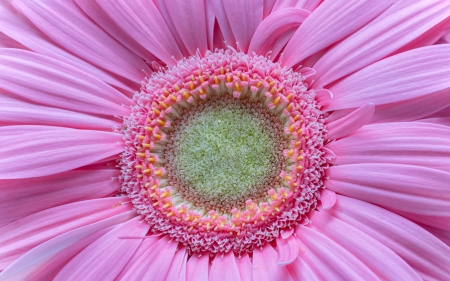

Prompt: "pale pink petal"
[210,0,236,48]
[12,0,150,83]
[117,236,178,280]
[0,169,120,226]
[391,212,450,232]
[205,0,215,50]
[95,0,183,65]
[263,0,276,18]
[236,252,252,281]
[319,189,337,210]
[0,3,136,92]
[326,103,374,139]
[272,0,322,12]
[282,1,393,68]
[186,254,209,281]
[333,195,450,280]
[286,254,319,281]
[209,252,241,281]
[166,0,208,55]
[165,246,188,281]
[74,0,158,63]
[276,235,300,265]
[248,8,310,57]
[0,49,131,117]
[419,117,450,127]
[310,210,421,280]
[252,244,293,281]
[0,197,132,270]
[0,212,134,281]
[0,31,25,49]
[0,95,119,130]
[326,45,450,111]
[0,125,60,137]
[313,0,450,88]
[54,217,149,281]
[327,122,450,171]
[296,226,379,280]
[0,127,123,179]
[421,225,450,247]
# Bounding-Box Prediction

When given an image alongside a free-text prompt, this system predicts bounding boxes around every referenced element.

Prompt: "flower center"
[119,49,328,254]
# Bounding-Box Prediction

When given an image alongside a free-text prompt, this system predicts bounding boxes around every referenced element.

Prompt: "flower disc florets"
[119,49,328,254]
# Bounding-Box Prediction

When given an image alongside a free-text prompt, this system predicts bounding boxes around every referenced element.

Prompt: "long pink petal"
[0,212,134,281]
[319,189,337,210]
[313,0,450,88]
[248,8,310,56]
[419,117,450,127]
[236,252,252,281]
[0,49,131,117]
[0,3,136,92]
[165,0,208,56]
[0,197,132,270]
[253,244,293,281]
[326,103,374,139]
[276,235,300,265]
[420,225,450,247]
[333,195,450,280]
[12,0,150,83]
[0,128,123,179]
[327,122,450,171]
[286,254,319,281]
[186,254,209,281]
[210,0,236,48]
[165,246,188,281]
[95,0,183,65]
[0,168,120,226]
[209,252,241,281]
[326,44,450,111]
[310,211,421,280]
[53,217,149,281]
[282,0,392,68]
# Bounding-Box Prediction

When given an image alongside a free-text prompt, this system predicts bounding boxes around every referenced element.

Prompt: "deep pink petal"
[205,0,215,50]
[12,0,150,83]
[236,252,252,281]
[186,254,209,281]
[319,189,337,210]
[419,117,450,127]
[53,217,149,281]
[310,210,421,280]
[421,225,450,247]
[326,45,450,111]
[165,246,188,281]
[286,254,319,281]
[333,195,450,280]
[276,235,300,265]
[166,0,208,56]
[209,0,235,48]
[248,8,309,57]
[326,103,374,139]
[263,0,276,18]
[0,197,132,270]
[282,0,392,68]
[0,127,123,179]
[0,168,120,226]
[95,0,183,65]
[313,0,450,88]
[253,244,293,281]
[0,212,134,281]
[327,122,450,171]
[392,212,450,232]
[0,49,131,117]
[209,252,241,281]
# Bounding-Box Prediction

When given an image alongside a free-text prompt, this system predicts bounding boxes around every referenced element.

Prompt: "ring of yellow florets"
[119,49,328,254]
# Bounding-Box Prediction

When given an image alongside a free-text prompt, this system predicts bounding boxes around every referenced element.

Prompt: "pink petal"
[263,0,276,18]
[186,254,209,281]
[0,197,132,270]
[310,210,421,280]
[421,225,450,247]
[0,3,136,92]
[236,252,252,281]
[420,117,450,127]
[54,217,149,281]
[248,8,310,57]
[252,244,293,281]
[313,0,450,88]
[0,49,131,117]
[326,103,374,139]
[95,0,183,65]
[209,0,236,48]
[319,189,337,210]
[392,212,450,232]
[286,253,319,281]
[0,211,134,281]
[0,95,119,130]
[276,235,300,266]
[282,1,392,68]
[333,195,450,280]
[165,246,188,281]
[205,0,215,50]
[327,163,450,216]
[0,127,123,179]
[0,168,120,226]
[117,236,178,280]
[12,0,150,83]
[327,122,450,171]
[165,0,208,56]
[326,45,450,111]
[296,226,379,280]
[209,252,241,281]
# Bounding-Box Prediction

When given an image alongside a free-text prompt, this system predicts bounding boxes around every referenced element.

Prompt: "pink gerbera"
[1,0,450,280]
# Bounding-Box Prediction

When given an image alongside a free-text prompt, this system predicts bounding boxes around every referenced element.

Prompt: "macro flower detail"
[0,0,450,281]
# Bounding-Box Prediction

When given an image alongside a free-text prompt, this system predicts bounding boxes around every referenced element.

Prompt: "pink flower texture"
[1,0,450,280]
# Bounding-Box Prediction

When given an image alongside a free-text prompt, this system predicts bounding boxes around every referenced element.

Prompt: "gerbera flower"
[1,0,450,280]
